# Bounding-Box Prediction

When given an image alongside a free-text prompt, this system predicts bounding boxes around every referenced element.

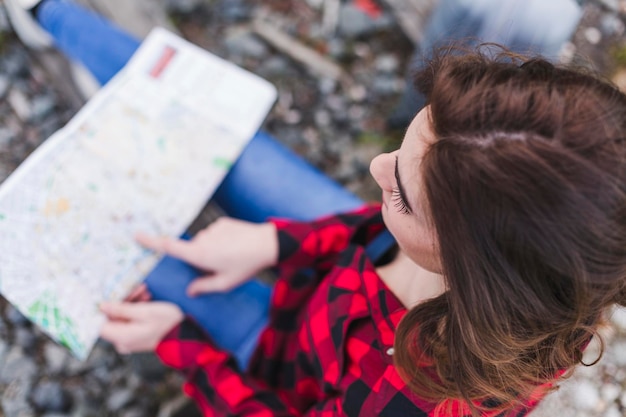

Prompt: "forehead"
[397,108,435,214]
[399,108,433,161]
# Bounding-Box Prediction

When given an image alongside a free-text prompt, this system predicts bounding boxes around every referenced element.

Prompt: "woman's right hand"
[136,217,278,296]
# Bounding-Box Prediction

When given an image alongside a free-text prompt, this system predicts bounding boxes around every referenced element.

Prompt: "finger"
[135,233,196,261]
[187,275,233,296]
[100,302,145,321]
[124,283,151,302]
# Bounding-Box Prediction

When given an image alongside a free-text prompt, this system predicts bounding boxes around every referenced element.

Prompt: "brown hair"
[393,47,626,415]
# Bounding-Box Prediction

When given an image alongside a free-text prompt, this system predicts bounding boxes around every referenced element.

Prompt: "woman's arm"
[137,217,278,295]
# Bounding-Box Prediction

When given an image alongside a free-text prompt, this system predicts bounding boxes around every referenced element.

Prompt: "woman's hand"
[99,301,184,354]
[136,217,278,296]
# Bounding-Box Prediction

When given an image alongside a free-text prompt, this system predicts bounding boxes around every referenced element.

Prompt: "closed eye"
[391,188,411,214]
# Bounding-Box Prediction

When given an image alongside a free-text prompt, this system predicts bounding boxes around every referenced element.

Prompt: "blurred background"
[0,0,625,416]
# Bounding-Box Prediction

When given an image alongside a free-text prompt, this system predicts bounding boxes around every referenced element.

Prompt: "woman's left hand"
[99,301,184,354]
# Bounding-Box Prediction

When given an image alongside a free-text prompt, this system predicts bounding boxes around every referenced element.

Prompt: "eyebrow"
[395,156,413,213]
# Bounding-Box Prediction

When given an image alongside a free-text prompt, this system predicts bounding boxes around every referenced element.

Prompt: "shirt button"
[386,347,395,356]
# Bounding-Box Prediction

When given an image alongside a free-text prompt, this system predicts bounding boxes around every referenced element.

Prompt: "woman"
[100,49,626,416]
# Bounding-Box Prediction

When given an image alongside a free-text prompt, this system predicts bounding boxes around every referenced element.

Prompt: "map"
[0,28,277,359]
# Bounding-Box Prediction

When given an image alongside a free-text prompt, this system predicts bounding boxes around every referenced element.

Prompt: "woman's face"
[369,107,441,273]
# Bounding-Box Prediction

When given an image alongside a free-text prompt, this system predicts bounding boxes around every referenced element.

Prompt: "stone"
[348,84,367,103]
[164,0,199,14]
[7,88,32,122]
[583,27,602,45]
[338,4,392,38]
[0,126,16,148]
[2,49,28,77]
[326,38,346,59]
[106,389,134,413]
[375,55,399,74]
[14,327,37,353]
[600,13,624,36]
[30,94,57,122]
[258,56,290,76]
[0,347,37,384]
[610,306,626,331]
[5,304,29,326]
[31,381,72,412]
[224,30,268,59]
[218,0,252,22]
[600,383,621,402]
[2,378,35,417]
[0,74,10,98]
[314,109,331,127]
[608,340,626,366]
[0,339,9,368]
[318,78,337,95]
[604,406,622,417]
[44,342,69,374]
[572,380,601,411]
[371,76,401,96]
[0,4,11,33]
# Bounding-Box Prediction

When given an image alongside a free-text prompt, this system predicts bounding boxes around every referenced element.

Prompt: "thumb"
[187,275,234,296]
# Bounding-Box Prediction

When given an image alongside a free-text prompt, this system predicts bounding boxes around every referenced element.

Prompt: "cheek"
[394,221,442,274]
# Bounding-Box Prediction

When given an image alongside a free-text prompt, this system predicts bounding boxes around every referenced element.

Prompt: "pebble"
[14,327,37,353]
[318,77,337,95]
[106,388,134,413]
[0,4,11,33]
[608,340,626,366]
[348,84,367,103]
[572,380,601,411]
[0,126,15,148]
[371,76,402,96]
[338,4,393,38]
[224,31,268,59]
[31,381,72,412]
[375,55,399,74]
[584,27,602,45]
[217,0,252,22]
[5,304,30,327]
[43,343,69,375]
[7,88,32,122]
[0,339,9,367]
[164,0,199,14]
[610,306,626,331]
[2,49,28,77]
[600,383,621,402]
[604,405,622,417]
[600,13,625,36]
[0,347,37,384]
[0,74,10,98]
[2,383,36,417]
[30,95,57,123]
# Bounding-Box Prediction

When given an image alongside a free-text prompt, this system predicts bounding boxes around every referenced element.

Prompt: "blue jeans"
[397,0,583,123]
[37,0,364,368]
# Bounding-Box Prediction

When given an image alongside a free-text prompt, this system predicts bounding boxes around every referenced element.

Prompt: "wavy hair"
[393,48,626,415]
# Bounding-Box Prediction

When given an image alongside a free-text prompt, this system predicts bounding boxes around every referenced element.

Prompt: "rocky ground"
[0,0,625,416]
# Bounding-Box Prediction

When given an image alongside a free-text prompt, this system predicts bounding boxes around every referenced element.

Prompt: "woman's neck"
[376,250,446,309]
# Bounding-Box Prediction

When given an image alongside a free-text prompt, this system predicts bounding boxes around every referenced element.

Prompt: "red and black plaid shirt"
[156,204,552,416]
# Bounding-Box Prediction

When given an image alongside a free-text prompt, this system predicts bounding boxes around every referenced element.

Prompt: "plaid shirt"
[156,204,551,416]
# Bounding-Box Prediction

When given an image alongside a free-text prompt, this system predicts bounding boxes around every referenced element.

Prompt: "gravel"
[0,0,625,416]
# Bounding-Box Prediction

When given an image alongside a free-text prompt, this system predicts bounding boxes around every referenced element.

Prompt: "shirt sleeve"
[155,318,364,417]
[269,203,383,270]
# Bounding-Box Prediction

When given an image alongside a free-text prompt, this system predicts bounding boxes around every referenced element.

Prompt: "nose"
[369,151,396,191]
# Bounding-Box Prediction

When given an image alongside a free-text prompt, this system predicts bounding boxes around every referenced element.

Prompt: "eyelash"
[391,188,410,214]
